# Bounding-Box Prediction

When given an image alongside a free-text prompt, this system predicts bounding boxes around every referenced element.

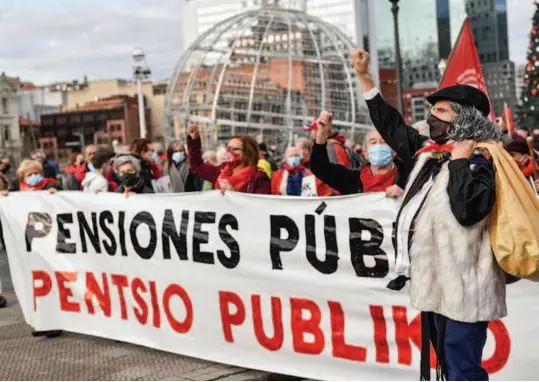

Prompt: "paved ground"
[0,251,274,381]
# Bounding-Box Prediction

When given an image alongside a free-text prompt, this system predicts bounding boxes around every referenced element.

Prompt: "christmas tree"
[518,0,539,129]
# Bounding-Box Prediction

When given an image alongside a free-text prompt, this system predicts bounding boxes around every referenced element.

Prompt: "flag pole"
[438,17,468,87]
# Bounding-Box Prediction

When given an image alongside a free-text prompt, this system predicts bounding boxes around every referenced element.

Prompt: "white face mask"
[172,152,185,163]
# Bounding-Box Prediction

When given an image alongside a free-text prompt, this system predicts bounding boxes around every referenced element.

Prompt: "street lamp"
[132,47,151,139]
[389,0,403,114]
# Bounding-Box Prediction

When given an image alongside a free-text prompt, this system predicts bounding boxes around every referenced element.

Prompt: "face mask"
[120,172,138,188]
[88,163,96,172]
[368,144,393,167]
[224,149,243,167]
[287,156,301,168]
[172,152,185,163]
[427,114,451,144]
[152,152,159,162]
[25,174,43,186]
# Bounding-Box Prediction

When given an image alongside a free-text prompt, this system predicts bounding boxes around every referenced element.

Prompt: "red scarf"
[360,165,398,193]
[414,141,454,158]
[20,177,59,191]
[215,166,256,192]
[521,158,538,178]
[283,163,306,175]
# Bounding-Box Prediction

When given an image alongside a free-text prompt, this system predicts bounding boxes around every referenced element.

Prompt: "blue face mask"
[368,144,393,167]
[87,163,96,172]
[152,152,159,162]
[172,152,185,163]
[25,174,43,186]
[287,156,301,168]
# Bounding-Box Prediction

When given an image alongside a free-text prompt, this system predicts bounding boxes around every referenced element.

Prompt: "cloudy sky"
[0,0,535,84]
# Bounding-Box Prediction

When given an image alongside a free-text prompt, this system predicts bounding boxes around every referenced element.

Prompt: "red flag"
[439,18,496,120]
[500,104,514,136]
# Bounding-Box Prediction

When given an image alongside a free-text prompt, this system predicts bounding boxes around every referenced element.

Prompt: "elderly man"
[311,122,408,196]
[351,49,507,381]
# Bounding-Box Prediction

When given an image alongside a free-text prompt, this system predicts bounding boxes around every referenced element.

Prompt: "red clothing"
[522,158,538,178]
[187,136,270,194]
[75,162,88,183]
[359,165,398,193]
[327,133,352,168]
[20,177,59,192]
[64,165,78,174]
[271,167,334,196]
[150,161,163,180]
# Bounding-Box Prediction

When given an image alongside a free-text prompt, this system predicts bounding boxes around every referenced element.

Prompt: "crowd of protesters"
[0,83,538,348]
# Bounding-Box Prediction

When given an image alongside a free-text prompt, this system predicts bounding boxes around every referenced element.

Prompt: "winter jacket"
[82,172,109,193]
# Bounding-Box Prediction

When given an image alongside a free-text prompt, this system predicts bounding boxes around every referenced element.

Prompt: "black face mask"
[120,172,138,188]
[426,114,451,144]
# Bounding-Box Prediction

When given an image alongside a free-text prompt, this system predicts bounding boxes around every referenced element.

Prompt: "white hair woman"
[0,159,62,337]
[0,159,61,196]
[271,147,333,196]
[113,155,154,195]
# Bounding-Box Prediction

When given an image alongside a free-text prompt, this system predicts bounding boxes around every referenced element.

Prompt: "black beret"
[427,84,490,117]
[503,136,529,155]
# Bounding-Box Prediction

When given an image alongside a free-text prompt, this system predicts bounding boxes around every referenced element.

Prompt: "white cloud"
[0,0,186,84]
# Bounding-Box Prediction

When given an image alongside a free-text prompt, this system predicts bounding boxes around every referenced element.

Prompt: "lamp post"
[389,0,403,114]
[132,48,151,139]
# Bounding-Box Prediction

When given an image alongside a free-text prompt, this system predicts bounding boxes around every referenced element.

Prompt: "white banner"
[1,191,537,380]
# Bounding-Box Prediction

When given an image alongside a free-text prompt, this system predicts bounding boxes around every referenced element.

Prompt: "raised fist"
[315,111,333,145]
[187,121,199,140]
[350,49,370,76]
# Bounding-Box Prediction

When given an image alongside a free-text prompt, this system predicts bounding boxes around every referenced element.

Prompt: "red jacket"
[187,136,271,194]
[327,133,352,168]
[271,167,334,196]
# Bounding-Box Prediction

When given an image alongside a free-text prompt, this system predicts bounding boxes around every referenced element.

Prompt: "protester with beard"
[351,48,510,381]
[311,118,407,196]
[187,122,270,194]
[129,138,162,190]
[272,147,333,196]
[114,155,154,195]
[74,144,97,186]
[504,136,539,193]
[165,141,202,193]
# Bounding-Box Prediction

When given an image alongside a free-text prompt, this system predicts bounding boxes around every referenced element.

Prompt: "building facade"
[66,79,166,140]
[0,74,22,166]
[40,95,144,165]
[466,0,516,114]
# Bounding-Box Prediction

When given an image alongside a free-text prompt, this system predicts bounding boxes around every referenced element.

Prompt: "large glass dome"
[164,5,371,149]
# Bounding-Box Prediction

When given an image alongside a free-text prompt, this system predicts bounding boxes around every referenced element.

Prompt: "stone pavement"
[0,250,273,381]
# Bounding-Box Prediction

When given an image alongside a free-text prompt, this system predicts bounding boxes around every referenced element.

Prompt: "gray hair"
[113,155,141,173]
[295,137,313,150]
[447,103,501,142]
[202,150,216,162]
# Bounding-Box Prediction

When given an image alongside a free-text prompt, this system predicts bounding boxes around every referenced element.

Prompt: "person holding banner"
[113,155,155,195]
[310,123,408,196]
[271,147,333,197]
[350,48,508,381]
[186,122,271,194]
